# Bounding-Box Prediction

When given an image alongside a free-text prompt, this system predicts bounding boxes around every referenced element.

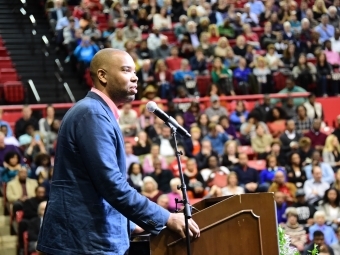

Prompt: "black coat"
[23,197,46,220]
[27,217,41,242]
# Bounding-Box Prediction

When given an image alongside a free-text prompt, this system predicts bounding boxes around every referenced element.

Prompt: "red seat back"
[0,47,9,57]
[0,68,19,83]
[273,72,287,92]
[0,57,13,68]
[3,81,25,103]
[165,57,183,72]
[162,31,177,44]
[196,75,211,97]
[96,13,107,24]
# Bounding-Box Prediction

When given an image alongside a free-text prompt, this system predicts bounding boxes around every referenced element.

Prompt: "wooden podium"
[149,193,279,255]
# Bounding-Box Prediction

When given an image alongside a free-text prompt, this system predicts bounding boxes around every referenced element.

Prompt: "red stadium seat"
[0,47,9,57]
[141,33,148,40]
[252,27,264,38]
[96,13,107,24]
[229,39,236,47]
[247,160,266,171]
[196,75,211,97]
[23,231,28,255]
[165,57,183,72]
[16,210,24,223]
[0,68,19,83]
[162,31,177,44]
[84,68,93,88]
[0,57,14,68]
[3,81,25,103]
[98,23,108,31]
[307,58,317,65]
[0,37,4,47]
[273,72,287,92]
[124,136,137,146]
[238,146,255,158]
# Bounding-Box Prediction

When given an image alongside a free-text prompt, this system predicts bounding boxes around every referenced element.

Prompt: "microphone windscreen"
[146,101,157,113]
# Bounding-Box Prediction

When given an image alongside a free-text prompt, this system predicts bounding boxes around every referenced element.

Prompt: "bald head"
[90,49,129,85]
[89,49,138,105]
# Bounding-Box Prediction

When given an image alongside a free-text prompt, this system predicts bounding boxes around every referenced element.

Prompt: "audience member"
[309,211,338,246]
[283,207,307,252]
[141,176,163,203]
[127,163,144,193]
[269,171,297,203]
[260,155,285,190]
[23,186,46,220]
[28,201,47,254]
[204,95,228,121]
[304,165,330,205]
[6,167,38,218]
[15,106,38,138]
[323,135,340,172]
[148,158,174,193]
[286,152,307,188]
[319,188,340,229]
[233,153,259,193]
[280,120,302,154]
[305,150,335,185]
[167,178,182,212]
[304,119,328,151]
[0,151,23,183]
[275,191,288,224]
[304,230,335,255]
[293,189,316,226]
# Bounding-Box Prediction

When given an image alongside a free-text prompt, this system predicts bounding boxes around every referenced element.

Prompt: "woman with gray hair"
[282,207,307,252]
[141,176,163,203]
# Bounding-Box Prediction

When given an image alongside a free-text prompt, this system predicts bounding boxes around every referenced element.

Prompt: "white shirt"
[159,138,174,157]
[241,12,259,25]
[329,206,339,221]
[4,136,20,147]
[330,38,340,53]
[285,130,296,140]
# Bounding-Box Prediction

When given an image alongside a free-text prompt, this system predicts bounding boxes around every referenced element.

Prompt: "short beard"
[109,88,135,105]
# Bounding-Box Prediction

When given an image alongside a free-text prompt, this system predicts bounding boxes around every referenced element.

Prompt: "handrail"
[54,72,63,83]
[27,79,41,102]
[55,59,63,72]
[63,82,76,103]
[0,92,310,111]
[20,7,26,15]
[29,14,36,25]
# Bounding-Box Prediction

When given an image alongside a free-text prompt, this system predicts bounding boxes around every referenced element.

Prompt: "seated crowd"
[46,0,340,98]
[2,0,340,253]
[1,91,338,254]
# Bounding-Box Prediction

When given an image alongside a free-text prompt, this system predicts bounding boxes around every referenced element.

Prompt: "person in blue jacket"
[230,100,249,131]
[37,49,200,255]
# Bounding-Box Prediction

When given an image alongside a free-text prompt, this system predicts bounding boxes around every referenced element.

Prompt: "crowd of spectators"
[2,0,340,253]
[46,0,340,98]
[1,93,339,254]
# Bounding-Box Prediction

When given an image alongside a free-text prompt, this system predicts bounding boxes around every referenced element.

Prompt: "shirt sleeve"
[76,112,170,234]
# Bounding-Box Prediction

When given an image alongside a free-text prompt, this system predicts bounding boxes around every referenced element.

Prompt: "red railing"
[0,92,310,114]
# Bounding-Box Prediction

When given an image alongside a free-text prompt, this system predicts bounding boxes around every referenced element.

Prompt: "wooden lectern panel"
[150,193,279,255]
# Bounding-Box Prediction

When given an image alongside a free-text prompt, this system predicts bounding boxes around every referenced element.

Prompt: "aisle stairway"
[0,198,16,255]
[0,0,88,104]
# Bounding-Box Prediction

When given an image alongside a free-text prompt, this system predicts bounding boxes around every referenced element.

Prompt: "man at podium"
[36,49,200,255]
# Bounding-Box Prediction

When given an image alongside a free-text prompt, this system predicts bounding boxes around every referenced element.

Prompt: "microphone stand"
[167,122,192,255]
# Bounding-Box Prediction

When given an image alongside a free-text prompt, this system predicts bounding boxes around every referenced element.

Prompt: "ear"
[97,69,107,85]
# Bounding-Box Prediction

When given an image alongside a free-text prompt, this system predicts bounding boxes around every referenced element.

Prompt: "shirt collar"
[91,87,120,120]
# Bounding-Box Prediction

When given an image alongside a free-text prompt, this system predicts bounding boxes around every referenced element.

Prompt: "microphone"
[146,101,191,138]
